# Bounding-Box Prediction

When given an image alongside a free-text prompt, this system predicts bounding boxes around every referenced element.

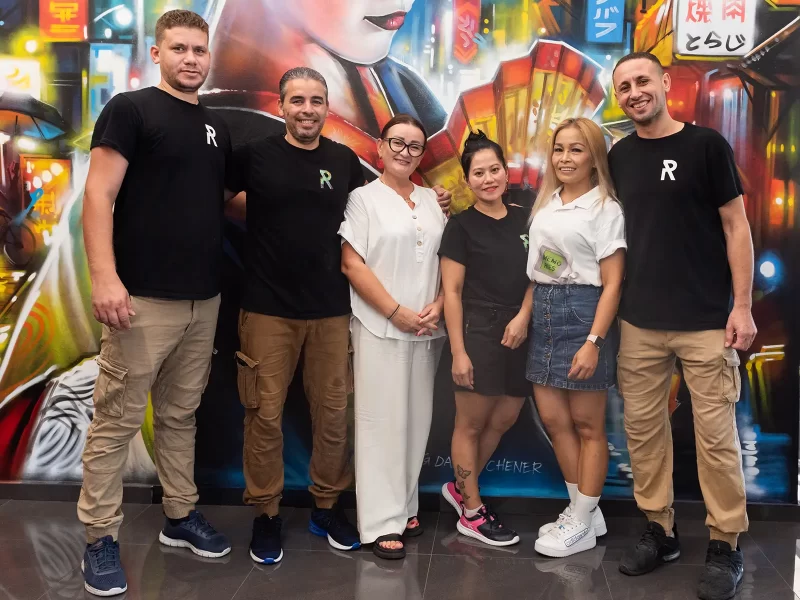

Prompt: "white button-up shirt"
[339,179,446,341]
[527,186,626,286]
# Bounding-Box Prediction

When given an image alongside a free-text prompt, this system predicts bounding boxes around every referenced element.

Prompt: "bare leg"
[475,395,525,471]
[451,392,495,510]
[533,384,580,483]
[568,390,609,497]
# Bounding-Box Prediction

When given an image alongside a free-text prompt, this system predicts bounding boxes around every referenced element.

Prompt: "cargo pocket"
[721,347,741,402]
[235,351,260,409]
[94,356,128,418]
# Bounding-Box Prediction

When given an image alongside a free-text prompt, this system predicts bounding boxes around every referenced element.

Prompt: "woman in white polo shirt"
[339,114,446,561]
[527,117,626,558]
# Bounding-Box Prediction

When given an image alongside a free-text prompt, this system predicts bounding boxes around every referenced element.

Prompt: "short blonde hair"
[155,10,209,45]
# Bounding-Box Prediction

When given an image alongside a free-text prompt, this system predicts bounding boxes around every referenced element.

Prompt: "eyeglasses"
[383,137,426,157]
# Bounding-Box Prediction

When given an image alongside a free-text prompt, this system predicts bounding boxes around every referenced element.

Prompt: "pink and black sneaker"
[442,480,464,515]
[457,504,520,547]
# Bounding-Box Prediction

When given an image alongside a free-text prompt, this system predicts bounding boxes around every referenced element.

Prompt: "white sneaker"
[534,514,597,558]
[538,505,607,538]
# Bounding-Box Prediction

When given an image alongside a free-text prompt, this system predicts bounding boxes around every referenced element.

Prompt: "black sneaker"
[159,510,231,558]
[619,521,681,576]
[697,541,744,600]
[309,503,361,551]
[82,536,127,596]
[250,514,284,564]
[456,504,520,547]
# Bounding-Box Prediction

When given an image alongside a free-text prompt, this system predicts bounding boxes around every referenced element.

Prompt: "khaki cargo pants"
[78,295,220,542]
[618,320,748,547]
[235,311,352,517]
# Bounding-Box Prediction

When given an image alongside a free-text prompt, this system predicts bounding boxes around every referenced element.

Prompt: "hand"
[452,351,474,389]
[391,306,431,335]
[501,312,529,349]
[725,305,757,350]
[433,184,452,215]
[91,274,135,330]
[417,300,442,336]
[568,342,599,380]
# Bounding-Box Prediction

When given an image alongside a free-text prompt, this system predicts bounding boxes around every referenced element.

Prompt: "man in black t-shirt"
[225,67,452,566]
[609,52,757,600]
[79,10,234,597]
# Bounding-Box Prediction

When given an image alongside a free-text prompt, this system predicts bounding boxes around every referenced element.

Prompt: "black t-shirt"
[227,135,364,319]
[609,123,743,330]
[438,204,530,308]
[90,87,233,299]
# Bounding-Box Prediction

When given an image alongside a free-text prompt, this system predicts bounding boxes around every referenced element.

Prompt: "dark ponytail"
[460,130,506,175]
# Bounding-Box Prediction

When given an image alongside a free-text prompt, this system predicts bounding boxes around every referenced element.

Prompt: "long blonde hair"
[530,118,617,222]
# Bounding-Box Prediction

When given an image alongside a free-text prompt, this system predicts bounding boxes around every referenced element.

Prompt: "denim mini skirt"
[526,284,618,391]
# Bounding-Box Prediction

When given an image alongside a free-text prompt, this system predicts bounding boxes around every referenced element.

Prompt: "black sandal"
[373,534,406,560]
[404,516,424,538]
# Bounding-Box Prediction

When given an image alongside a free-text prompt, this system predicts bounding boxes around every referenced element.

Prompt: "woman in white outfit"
[339,114,446,560]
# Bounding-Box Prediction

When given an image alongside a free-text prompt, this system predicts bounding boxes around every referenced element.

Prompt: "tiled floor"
[1,500,798,600]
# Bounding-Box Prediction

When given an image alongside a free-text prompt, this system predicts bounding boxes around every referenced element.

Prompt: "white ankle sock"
[566,482,579,509]
[464,505,483,518]
[573,491,600,527]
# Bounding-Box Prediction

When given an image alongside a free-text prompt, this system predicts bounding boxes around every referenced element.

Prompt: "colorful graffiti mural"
[0,0,797,503]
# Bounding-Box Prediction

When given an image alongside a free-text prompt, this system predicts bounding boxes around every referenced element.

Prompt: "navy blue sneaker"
[309,504,361,551]
[250,514,283,564]
[159,510,231,558]
[82,536,127,597]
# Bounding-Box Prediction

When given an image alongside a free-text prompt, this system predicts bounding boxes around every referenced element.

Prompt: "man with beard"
[227,67,451,565]
[79,10,233,596]
[609,52,757,600]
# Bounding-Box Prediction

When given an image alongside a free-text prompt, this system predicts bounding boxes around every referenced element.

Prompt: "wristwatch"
[587,334,605,349]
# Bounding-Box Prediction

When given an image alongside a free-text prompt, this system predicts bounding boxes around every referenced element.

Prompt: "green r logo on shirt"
[520,234,529,250]
[320,170,332,189]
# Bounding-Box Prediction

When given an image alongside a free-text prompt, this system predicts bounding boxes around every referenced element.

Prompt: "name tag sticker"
[535,244,569,279]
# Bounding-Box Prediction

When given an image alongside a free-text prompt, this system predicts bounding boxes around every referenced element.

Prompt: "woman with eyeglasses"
[339,114,446,560]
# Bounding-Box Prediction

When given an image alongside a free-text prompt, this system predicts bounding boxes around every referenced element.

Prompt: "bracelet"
[388,304,400,320]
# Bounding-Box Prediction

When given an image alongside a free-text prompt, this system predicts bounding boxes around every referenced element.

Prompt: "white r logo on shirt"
[661,159,677,181]
[205,124,217,147]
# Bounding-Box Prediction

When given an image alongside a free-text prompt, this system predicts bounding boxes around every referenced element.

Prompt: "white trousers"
[352,319,442,544]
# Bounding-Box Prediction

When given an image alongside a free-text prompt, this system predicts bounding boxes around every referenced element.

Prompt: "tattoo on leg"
[456,464,473,501]
[456,465,472,480]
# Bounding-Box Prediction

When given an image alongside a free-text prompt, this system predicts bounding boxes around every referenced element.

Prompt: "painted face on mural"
[613,58,671,125]
[378,122,426,180]
[279,78,330,145]
[551,126,594,187]
[466,149,507,203]
[152,26,211,93]
[266,0,416,64]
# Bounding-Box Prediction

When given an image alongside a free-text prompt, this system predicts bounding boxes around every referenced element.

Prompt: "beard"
[286,118,323,144]
[628,99,664,125]
[163,70,207,93]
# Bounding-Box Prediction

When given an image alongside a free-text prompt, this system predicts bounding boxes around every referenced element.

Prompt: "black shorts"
[454,302,530,397]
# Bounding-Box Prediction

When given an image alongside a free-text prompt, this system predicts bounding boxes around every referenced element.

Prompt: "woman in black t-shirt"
[438,131,533,547]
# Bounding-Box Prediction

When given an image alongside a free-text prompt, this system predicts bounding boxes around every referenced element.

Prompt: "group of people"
[78,10,757,600]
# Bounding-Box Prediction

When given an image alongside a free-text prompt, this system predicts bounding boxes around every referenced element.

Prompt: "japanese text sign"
[0,58,42,100]
[675,0,757,56]
[586,0,625,43]
[39,0,87,42]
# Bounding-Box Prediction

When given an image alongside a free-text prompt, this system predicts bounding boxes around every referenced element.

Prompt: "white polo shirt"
[339,178,446,341]
[527,186,626,287]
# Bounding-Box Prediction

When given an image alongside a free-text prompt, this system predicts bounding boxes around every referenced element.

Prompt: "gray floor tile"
[603,559,795,600]
[0,501,150,542]
[233,549,429,600]
[45,541,254,600]
[746,521,800,592]
[0,539,79,600]
[423,550,611,600]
